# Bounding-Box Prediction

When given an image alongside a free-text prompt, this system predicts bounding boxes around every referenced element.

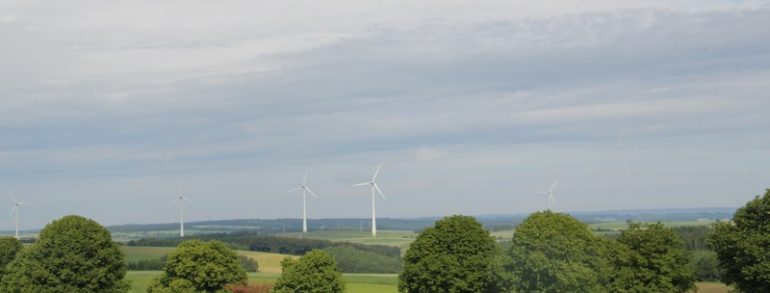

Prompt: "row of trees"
[399,213,695,292]
[398,189,770,293]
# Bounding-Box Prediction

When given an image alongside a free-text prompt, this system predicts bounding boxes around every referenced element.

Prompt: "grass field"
[126,271,399,293]
[121,246,297,273]
[282,229,417,254]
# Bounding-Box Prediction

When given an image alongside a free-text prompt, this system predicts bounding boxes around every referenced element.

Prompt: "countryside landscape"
[2,0,770,292]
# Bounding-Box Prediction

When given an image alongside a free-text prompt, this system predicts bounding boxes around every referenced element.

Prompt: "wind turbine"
[537,182,557,211]
[169,186,191,237]
[352,163,385,237]
[288,169,318,233]
[8,191,27,240]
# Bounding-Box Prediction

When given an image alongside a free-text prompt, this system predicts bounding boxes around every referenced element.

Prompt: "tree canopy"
[0,215,129,293]
[608,223,695,293]
[147,240,247,293]
[0,237,22,278]
[507,211,609,293]
[399,215,507,293]
[708,189,770,292]
[273,250,345,293]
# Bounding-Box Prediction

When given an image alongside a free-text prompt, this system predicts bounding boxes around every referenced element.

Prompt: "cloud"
[0,1,769,227]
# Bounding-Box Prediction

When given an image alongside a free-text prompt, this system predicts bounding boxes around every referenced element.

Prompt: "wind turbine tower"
[352,163,386,237]
[170,186,191,237]
[8,191,27,240]
[288,169,318,233]
[537,182,558,211]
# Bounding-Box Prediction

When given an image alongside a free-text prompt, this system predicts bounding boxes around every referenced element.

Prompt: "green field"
[126,271,398,293]
[282,230,417,254]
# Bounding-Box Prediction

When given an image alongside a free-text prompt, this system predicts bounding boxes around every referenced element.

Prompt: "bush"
[0,215,129,293]
[399,215,507,292]
[708,189,770,292]
[238,256,259,272]
[273,250,345,293]
[127,257,166,271]
[322,246,401,273]
[147,240,247,293]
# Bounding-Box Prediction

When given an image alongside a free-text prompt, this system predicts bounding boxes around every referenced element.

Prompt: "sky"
[1,0,770,229]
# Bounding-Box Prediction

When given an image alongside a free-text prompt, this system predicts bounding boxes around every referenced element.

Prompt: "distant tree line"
[128,233,401,274]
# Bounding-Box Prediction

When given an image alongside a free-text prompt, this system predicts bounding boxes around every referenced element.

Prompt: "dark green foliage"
[507,211,609,293]
[708,189,770,293]
[322,246,402,273]
[273,250,345,293]
[0,237,22,277]
[672,226,712,251]
[0,215,129,293]
[238,256,259,273]
[609,223,695,293]
[399,215,507,293]
[129,233,400,258]
[147,240,247,293]
[127,257,167,271]
[690,250,720,282]
[127,255,258,273]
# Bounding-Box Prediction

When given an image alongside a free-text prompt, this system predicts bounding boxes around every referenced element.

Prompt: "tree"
[0,237,22,278]
[609,223,695,293]
[399,215,507,293]
[273,250,345,293]
[0,215,129,293]
[507,211,609,293]
[708,189,770,292]
[147,240,247,293]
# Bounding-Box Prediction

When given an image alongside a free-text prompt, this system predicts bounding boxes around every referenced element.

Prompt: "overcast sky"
[1,0,770,229]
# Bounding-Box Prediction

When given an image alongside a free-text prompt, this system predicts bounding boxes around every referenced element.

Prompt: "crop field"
[588,219,716,232]
[121,246,297,273]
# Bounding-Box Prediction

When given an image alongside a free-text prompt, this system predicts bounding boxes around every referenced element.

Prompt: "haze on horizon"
[1,0,769,229]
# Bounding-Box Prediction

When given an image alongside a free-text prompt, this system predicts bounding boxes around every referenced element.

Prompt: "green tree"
[507,211,609,293]
[399,215,507,293]
[0,237,22,278]
[147,240,246,293]
[273,250,345,293]
[0,215,129,293]
[708,189,770,292]
[609,223,695,293]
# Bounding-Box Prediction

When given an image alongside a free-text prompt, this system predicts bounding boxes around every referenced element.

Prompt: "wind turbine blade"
[8,206,16,217]
[352,182,370,187]
[168,199,177,207]
[305,187,318,198]
[372,163,382,181]
[181,196,192,203]
[373,183,386,199]
[549,182,558,192]
[303,169,308,185]
[288,187,302,193]
[536,191,548,194]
